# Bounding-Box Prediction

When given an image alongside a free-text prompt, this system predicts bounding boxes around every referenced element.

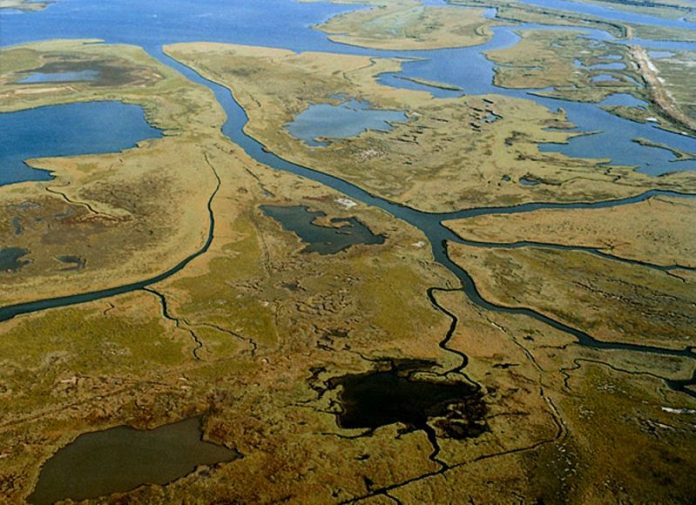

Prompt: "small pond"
[18,70,101,83]
[589,62,626,70]
[28,417,239,505]
[261,204,385,254]
[519,176,541,186]
[0,247,29,272]
[591,74,621,83]
[286,99,407,147]
[599,93,647,108]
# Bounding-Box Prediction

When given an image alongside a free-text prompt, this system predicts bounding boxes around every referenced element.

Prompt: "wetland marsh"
[1,0,695,503]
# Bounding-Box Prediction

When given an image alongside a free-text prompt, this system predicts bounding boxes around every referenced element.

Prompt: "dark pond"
[28,417,239,505]
[260,204,385,254]
[519,175,541,186]
[327,361,487,439]
[56,255,86,270]
[0,247,29,272]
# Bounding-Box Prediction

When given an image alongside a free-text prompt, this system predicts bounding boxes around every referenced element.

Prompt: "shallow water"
[589,62,626,70]
[18,69,100,83]
[286,99,406,147]
[389,24,696,173]
[599,93,647,108]
[0,101,162,186]
[518,0,696,31]
[591,73,621,82]
[2,2,695,175]
[0,247,29,271]
[28,418,238,505]
[649,50,675,59]
[261,204,385,254]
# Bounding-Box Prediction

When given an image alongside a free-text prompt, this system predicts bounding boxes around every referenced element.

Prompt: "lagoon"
[0,101,161,186]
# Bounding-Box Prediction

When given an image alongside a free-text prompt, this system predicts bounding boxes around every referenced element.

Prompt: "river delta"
[0,0,695,504]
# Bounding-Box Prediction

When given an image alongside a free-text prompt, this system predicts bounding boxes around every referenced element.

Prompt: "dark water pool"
[29,417,239,505]
[261,204,385,254]
[0,247,29,272]
[328,361,487,439]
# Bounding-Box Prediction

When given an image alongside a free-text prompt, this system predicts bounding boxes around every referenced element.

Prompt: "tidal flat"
[445,195,696,267]
[448,241,696,349]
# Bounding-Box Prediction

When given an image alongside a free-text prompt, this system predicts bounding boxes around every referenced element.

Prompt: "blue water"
[599,93,647,108]
[649,50,674,59]
[0,101,162,185]
[1,0,696,177]
[0,0,360,54]
[286,99,406,147]
[589,62,626,70]
[19,70,100,83]
[591,73,621,82]
[538,100,696,173]
[385,23,696,173]
[519,0,696,31]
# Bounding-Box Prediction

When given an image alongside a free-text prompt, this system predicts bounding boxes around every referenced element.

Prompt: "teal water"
[0,247,29,272]
[261,205,386,254]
